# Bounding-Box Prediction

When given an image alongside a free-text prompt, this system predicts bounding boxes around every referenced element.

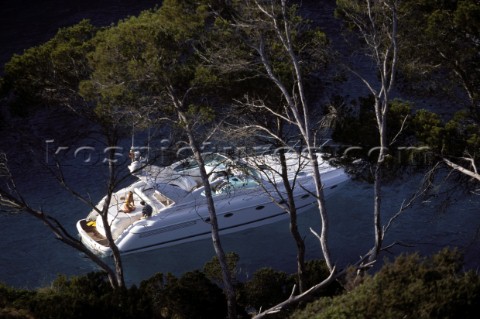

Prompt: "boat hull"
[76,153,349,256]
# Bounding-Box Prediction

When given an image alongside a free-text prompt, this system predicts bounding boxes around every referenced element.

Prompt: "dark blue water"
[2,157,479,289]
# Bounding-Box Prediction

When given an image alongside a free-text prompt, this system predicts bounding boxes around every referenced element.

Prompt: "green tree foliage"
[333,95,480,166]
[291,248,480,319]
[241,267,295,312]
[144,271,227,319]
[3,250,477,319]
[412,108,480,158]
[79,10,166,127]
[0,270,227,319]
[332,95,379,153]
[206,0,331,117]
[399,0,480,117]
[2,20,97,115]
[333,97,413,157]
[0,282,36,318]
[77,0,232,136]
[0,272,153,319]
[412,109,444,149]
[302,260,343,297]
[444,110,480,157]
[203,252,240,287]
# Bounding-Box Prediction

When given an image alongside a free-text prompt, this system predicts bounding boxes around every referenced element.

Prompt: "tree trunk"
[176,108,237,319]
[337,0,399,264]
[100,201,125,288]
[42,211,121,288]
[255,0,334,271]
[279,150,306,293]
[372,159,383,261]
[307,151,333,271]
[371,98,388,262]
[103,139,125,288]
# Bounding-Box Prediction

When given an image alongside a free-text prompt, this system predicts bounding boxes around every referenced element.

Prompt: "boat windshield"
[205,175,259,196]
[173,154,230,172]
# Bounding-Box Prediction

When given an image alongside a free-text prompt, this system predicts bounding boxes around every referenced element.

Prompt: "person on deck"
[141,200,153,219]
[122,191,136,213]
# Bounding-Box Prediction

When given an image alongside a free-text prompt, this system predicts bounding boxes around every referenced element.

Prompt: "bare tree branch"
[0,155,120,288]
[444,158,480,182]
[389,114,409,146]
[253,266,337,319]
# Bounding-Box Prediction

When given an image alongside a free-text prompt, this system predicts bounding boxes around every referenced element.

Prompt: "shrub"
[144,271,227,319]
[241,268,295,311]
[301,259,343,297]
[1,272,153,319]
[203,252,240,287]
[290,248,480,319]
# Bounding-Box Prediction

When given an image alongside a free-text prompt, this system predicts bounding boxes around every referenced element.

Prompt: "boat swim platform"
[79,220,109,247]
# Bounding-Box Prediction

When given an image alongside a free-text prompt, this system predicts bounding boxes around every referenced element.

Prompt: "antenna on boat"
[128,120,142,174]
[131,121,135,150]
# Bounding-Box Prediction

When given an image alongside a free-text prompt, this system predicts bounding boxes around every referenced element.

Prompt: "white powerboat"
[76,153,349,256]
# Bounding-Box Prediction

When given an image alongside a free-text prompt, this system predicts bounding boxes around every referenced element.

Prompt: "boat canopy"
[155,179,192,202]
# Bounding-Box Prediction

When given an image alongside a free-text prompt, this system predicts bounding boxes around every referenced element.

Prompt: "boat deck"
[79,220,109,247]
